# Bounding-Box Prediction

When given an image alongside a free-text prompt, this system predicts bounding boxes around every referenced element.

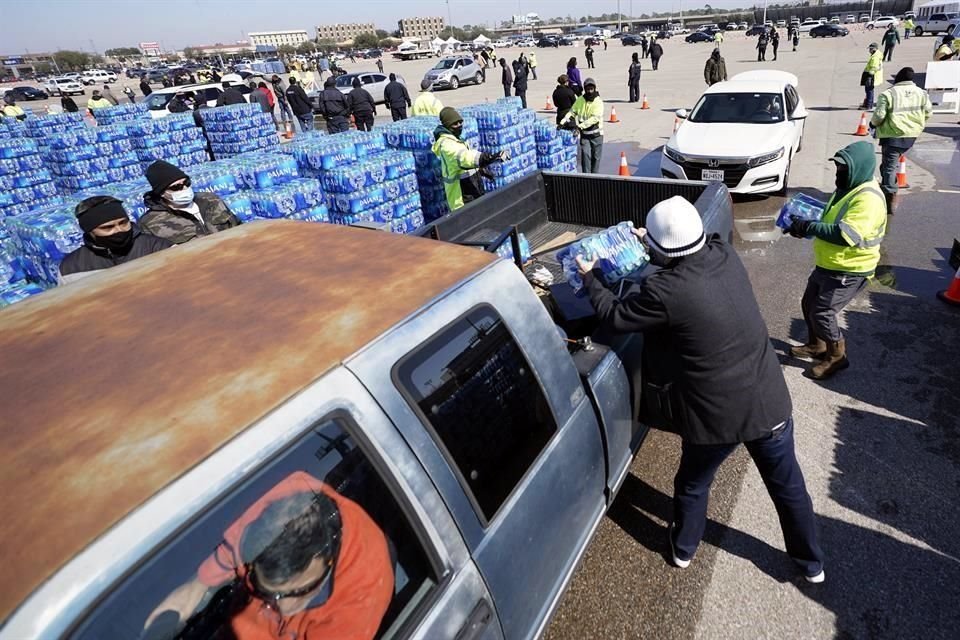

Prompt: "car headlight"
[663,146,686,164]
[747,147,785,168]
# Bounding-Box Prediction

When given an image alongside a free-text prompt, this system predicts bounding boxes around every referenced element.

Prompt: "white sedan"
[660,70,808,196]
[866,16,900,30]
[797,19,822,33]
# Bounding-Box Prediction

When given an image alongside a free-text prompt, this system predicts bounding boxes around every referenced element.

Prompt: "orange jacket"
[198,471,394,639]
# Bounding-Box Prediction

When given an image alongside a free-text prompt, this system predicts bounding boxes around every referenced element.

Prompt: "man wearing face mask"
[140,160,241,245]
[58,196,172,285]
[560,77,604,173]
[431,107,504,211]
[784,141,886,379]
[575,196,824,584]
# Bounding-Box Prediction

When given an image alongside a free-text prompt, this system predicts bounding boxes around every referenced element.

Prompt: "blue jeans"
[671,417,824,577]
[864,85,875,109]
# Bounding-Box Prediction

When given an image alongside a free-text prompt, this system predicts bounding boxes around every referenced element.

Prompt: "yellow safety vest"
[529,54,538,68]
[2,105,25,118]
[871,81,932,139]
[814,181,886,275]
[431,132,482,210]
[934,44,955,60]
[864,50,883,85]
[560,95,604,136]
[87,98,112,110]
[715,32,724,43]
[411,92,443,117]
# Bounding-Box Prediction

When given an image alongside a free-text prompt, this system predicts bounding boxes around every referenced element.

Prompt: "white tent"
[398,40,418,51]
[473,34,492,44]
[444,36,461,44]
[432,37,445,47]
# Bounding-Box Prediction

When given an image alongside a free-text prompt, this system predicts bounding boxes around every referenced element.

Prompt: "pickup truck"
[392,47,437,61]
[0,172,731,640]
[913,11,959,36]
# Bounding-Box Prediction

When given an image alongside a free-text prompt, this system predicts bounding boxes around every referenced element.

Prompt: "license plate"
[701,169,725,182]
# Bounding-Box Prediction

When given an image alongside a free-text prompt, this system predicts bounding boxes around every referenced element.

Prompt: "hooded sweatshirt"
[58,228,172,284]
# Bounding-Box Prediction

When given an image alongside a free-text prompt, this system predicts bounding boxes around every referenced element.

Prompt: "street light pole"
[870,0,876,20]
[762,0,768,26]
[446,0,453,35]
[618,0,622,33]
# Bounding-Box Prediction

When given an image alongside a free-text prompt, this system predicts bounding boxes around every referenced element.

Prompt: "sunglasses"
[167,178,192,192]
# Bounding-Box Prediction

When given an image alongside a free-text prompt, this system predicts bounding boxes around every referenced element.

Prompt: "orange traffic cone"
[618,151,630,176]
[673,116,681,133]
[608,106,620,123]
[640,94,650,109]
[896,155,910,188]
[854,111,869,136]
[545,95,554,110]
[937,265,960,307]
[283,121,294,140]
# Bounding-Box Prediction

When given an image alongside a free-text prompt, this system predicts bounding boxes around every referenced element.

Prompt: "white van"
[81,70,118,85]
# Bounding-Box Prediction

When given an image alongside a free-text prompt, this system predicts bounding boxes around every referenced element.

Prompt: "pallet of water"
[200,104,279,159]
[0,137,62,217]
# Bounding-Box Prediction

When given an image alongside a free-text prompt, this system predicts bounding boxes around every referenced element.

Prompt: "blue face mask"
[165,186,195,207]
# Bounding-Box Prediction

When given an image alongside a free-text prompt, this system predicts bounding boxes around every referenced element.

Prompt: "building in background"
[248,30,310,49]
[139,42,162,59]
[398,16,446,39]
[315,22,376,43]
[190,41,253,58]
[1,53,57,80]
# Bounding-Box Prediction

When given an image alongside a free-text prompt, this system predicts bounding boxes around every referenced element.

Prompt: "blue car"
[686,31,716,43]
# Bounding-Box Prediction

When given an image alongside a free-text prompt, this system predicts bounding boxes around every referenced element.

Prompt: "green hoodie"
[807,141,876,246]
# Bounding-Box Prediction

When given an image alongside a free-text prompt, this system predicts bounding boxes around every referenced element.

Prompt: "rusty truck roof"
[0,221,496,621]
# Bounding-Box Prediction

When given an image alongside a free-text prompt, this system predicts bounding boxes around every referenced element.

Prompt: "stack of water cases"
[283,131,424,233]
[4,203,84,290]
[200,104,279,159]
[534,120,578,172]
[188,160,253,222]
[70,178,152,223]
[0,136,61,218]
[125,114,208,172]
[461,99,538,193]
[233,151,329,223]
[555,222,649,292]
[380,115,478,223]
[92,102,151,126]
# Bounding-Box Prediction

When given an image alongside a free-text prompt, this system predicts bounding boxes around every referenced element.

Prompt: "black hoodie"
[59,228,172,284]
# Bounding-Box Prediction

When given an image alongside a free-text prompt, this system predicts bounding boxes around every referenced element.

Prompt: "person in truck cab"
[576,196,825,583]
[143,471,394,639]
[140,160,240,245]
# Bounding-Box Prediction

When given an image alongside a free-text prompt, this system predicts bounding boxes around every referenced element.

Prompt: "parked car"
[810,24,850,37]
[859,15,871,22]
[324,71,404,104]
[125,67,144,79]
[423,56,483,90]
[43,77,84,96]
[80,69,117,85]
[537,36,559,47]
[621,34,644,46]
[492,39,510,47]
[0,167,736,640]
[725,23,738,30]
[738,21,749,29]
[914,12,960,36]
[798,19,822,32]
[661,70,807,196]
[866,16,900,29]
[746,24,770,36]
[830,16,841,24]
[686,31,716,43]
[655,30,673,39]
[142,82,251,118]
[517,39,537,47]
[845,14,857,23]
[776,19,787,27]
[3,86,48,101]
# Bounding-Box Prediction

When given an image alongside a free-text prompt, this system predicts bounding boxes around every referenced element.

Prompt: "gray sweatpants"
[879,140,913,195]
[579,134,603,174]
[801,268,868,342]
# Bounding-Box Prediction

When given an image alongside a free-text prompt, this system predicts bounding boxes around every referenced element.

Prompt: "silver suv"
[422,55,483,90]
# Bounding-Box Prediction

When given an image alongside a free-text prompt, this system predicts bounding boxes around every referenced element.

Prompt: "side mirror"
[675,108,688,119]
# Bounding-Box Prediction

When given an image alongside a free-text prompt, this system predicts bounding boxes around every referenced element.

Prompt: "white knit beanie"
[645,196,706,258]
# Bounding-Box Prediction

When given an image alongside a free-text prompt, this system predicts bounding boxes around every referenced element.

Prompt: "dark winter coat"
[59,228,172,284]
[501,64,513,87]
[704,56,728,85]
[628,61,642,83]
[383,81,411,108]
[347,87,376,116]
[552,84,577,124]
[139,192,240,245]
[286,84,313,116]
[585,235,792,445]
[216,86,246,106]
[319,87,350,118]
[649,43,664,59]
[512,64,528,92]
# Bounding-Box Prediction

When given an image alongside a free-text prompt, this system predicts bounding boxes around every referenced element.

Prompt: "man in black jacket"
[552,74,577,125]
[347,76,377,131]
[512,58,528,108]
[285,77,315,132]
[318,76,351,133]
[216,82,246,106]
[500,58,513,98]
[576,196,824,584]
[628,53,642,102]
[383,73,411,121]
[139,77,152,96]
[59,196,172,285]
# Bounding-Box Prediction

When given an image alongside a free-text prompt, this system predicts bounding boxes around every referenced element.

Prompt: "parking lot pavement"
[539,32,960,640]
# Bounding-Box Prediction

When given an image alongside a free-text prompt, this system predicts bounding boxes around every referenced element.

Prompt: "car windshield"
[689,92,785,123]
[335,74,358,87]
[144,93,175,110]
[53,78,72,83]
[433,59,456,70]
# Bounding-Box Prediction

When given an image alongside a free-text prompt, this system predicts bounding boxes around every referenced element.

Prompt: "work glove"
[479,167,496,181]
[478,151,503,166]
[787,219,812,239]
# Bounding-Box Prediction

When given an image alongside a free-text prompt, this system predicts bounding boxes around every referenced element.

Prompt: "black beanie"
[439,107,461,129]
[75,196,128,233]
[146,160,188,195]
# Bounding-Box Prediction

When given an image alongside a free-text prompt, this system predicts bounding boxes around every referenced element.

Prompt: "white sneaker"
[668,526,691,569]
[804,570,825,584]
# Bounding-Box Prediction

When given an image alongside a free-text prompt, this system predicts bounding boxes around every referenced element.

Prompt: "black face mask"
[92,228,134,254]
[835,164,849,191]
[449,122,463,138]
[584,90,598,102]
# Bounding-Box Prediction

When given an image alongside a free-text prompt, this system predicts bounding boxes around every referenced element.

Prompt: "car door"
[348,262,608,640]
[365,73,387,102]
[784,84,806,150]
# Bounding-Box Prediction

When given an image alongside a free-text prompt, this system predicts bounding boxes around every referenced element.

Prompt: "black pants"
[353,113,374,131]
[772,43,779,59]
[642,47,648,58]
[530,67,537,80]
[503,83,511,98]
[651,56,660,70]
[801,268,868,342]
[883,44,895,61]
[390,106,407,121]
[586,57,595,68]
[671,418,824,578]
[460,174,485,204]
[515,91,527,108]
[758,46,767,61]
[479,67,486,82]
[628,79,640,102]
[325,115,350,134]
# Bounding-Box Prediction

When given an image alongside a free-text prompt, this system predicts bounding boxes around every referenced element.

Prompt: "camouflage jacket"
[139,192,240,245]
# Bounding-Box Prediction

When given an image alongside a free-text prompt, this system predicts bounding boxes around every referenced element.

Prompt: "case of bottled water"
[555,222,650,291]
[776,193,826,231]
[380,150,417,180]
[319,158,386,193]
[329,184,386,216]
[92,103,150,126]
[389,210,425,235]
[493,233,532,263]
[191,165,241,197]
[339,131,387,158]
[0,282,47,307]
[222,192,255,223]
[0,138,39,159]
[0,118,26,140]
[0,155,44,174]
[248,178,323,219]
[234,153,300,190]
[488,151,537,178]
[382,174,419,201]
[287,204,330,223]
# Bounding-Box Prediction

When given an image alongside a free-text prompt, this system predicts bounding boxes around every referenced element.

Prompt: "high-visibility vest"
[559,95,604,136]
[814,181,886,275]
[2,105,25,118]
[864,50,883,86]
[872,81,932,139]
[431,132,481,210]
[87,98,112,110]
[411,92,443,117]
